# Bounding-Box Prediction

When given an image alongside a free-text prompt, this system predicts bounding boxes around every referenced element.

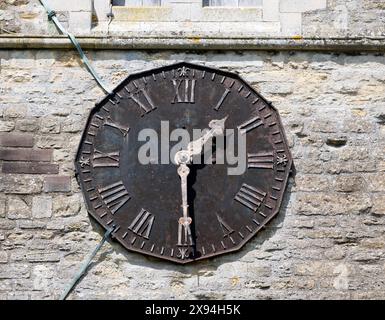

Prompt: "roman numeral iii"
[171,79,196,104]
[234,183,266,212]
[128,208,155,239]
[247,152,274,169]
[98,180,130,214]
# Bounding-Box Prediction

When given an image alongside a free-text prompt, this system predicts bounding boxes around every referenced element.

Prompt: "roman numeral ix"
[128,208,155,239]
[93,149,120,168]
[98,180,130,214]
[235,183,266,212]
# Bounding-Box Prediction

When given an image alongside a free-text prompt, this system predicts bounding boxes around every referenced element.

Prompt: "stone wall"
[1,0,385,37]
[0,49,384,299]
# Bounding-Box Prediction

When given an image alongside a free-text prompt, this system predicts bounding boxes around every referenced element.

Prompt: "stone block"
[263,0,279,21]
[0,198,5,218]
[372,195,385,215]
[4,105,27,118]
[0,121,15,132]
[2,162,59,174]
[334,175,366,193]
[0,264,30,279]
[16,119,40,132]
[0,219,16,230]
[93,0,111,22]
[43,176,71,193]
[53,194,81,217]
[0,133,34,147]
[280,0,327,13]
[0,176,42,194]
[68,11,92,34]
[0,251,8,263]
[0,148,52,162]
[7,196,31,220]
[25,252,61,263]
[40,117,60,134]
[280,12,302,35]
[367,173,385,192]
[18,220,46,229]
[45,0,92,12]
[32,196,52,219]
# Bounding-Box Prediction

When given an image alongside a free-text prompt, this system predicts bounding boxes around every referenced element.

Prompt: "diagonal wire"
[39,0,113,95]
[60,227,115,300]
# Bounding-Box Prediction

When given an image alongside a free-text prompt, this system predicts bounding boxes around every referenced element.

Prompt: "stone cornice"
[0,36,385,52]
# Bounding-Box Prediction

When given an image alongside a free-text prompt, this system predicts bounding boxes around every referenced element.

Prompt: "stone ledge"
[0,36,385,52]
[112,6,263,22]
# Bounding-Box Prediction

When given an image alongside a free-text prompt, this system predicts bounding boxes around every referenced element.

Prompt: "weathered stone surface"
[0,264,30,279]
[0,198,5,218]
[0,23,385,300]
[2,162,59,174]
[371,195,385,216]
[0,251,8,263]
[7,196,31,219]
[16,119,40,132]
[0,133,34,147]
[0,121,15,132]
[52,194,81,217]
[0,148,52,162]
[295,192,373,215]
[43,175,71,192]
[334,175,366,193]
[40,117,61,134]
[32,196,52,219]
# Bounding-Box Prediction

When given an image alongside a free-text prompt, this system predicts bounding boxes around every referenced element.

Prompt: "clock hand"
[174,115,228,165]
[177,163,193,249]
[174,116,228,258]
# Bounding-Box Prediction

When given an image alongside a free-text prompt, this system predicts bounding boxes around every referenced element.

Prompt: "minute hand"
[186,116,228,160]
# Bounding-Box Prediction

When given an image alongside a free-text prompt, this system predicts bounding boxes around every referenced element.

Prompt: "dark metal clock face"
[75,62,292,264]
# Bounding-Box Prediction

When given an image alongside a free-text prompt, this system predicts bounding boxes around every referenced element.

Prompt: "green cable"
[60,227,114,300]
[39,0,113,95]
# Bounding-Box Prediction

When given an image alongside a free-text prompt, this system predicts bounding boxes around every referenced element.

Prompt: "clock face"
[75,62,292,264]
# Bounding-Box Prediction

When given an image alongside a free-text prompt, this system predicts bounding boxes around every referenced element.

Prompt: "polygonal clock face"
[75,62,292,264]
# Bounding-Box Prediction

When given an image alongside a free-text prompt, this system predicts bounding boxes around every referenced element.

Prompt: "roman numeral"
[128,208,155,239]
[214,88,231,111]
[238,116,263,134]
[103,116,130,136]
[171,79,196,104]
[98,181,130,214]
[247,152,274,169]
[178,223,193,247]
[235,183,266,212]
[217,215,234,238]
[125,86,157,115]
[92,149,120,168]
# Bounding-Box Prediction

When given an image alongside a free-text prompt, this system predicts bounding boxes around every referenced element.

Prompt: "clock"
[75,62,292,264]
